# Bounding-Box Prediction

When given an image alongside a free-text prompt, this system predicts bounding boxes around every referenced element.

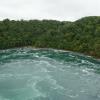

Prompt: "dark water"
[0,48,100,100]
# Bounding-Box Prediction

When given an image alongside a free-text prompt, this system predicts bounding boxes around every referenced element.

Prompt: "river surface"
[0,48,100,100]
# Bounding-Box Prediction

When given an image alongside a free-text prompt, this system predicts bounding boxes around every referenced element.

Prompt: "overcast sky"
[0,0,100,21]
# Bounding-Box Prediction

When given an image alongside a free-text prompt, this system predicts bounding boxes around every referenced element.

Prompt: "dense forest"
[0,16,100,58]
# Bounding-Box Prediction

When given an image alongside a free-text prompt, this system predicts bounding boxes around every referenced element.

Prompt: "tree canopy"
[0,16,100,58]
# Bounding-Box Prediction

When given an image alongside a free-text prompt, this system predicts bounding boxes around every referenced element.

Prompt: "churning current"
[0,48,100,100]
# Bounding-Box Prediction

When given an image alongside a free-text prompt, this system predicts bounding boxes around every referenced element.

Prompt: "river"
[0,48,100,100]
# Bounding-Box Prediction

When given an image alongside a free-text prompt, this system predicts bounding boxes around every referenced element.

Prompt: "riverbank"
[0,16,100,59]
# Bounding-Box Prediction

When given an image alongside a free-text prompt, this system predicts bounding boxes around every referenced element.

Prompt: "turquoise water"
[0,48,100,100]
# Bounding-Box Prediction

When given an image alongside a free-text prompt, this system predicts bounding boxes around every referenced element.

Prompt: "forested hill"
[0,16,100,58]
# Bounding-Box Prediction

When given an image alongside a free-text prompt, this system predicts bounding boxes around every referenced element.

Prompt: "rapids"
[0,48,100,100]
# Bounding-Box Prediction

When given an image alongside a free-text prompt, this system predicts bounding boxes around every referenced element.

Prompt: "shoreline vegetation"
[0,16,100,58]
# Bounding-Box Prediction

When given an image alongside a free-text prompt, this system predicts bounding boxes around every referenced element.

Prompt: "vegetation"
[0,16,100,58]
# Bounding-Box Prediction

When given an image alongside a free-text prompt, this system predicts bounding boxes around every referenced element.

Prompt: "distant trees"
[0,16,100,58]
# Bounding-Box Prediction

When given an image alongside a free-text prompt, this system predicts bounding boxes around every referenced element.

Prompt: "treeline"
[0,16,100,58]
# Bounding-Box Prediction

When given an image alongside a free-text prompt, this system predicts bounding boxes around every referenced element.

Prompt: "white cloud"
[0,0,100,21]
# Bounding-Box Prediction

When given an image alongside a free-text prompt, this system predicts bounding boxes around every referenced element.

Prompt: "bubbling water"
[0,48,100,100]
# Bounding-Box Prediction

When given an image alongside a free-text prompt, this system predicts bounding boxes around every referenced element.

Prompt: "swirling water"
[0,48,100,100]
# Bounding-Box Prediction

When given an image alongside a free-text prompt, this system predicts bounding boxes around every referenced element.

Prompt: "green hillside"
[0,16,100,58]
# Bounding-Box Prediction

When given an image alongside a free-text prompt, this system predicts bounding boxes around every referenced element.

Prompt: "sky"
[0,0,100,21]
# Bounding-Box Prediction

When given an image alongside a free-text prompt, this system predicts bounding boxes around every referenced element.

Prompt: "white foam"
[68,94,79,98]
